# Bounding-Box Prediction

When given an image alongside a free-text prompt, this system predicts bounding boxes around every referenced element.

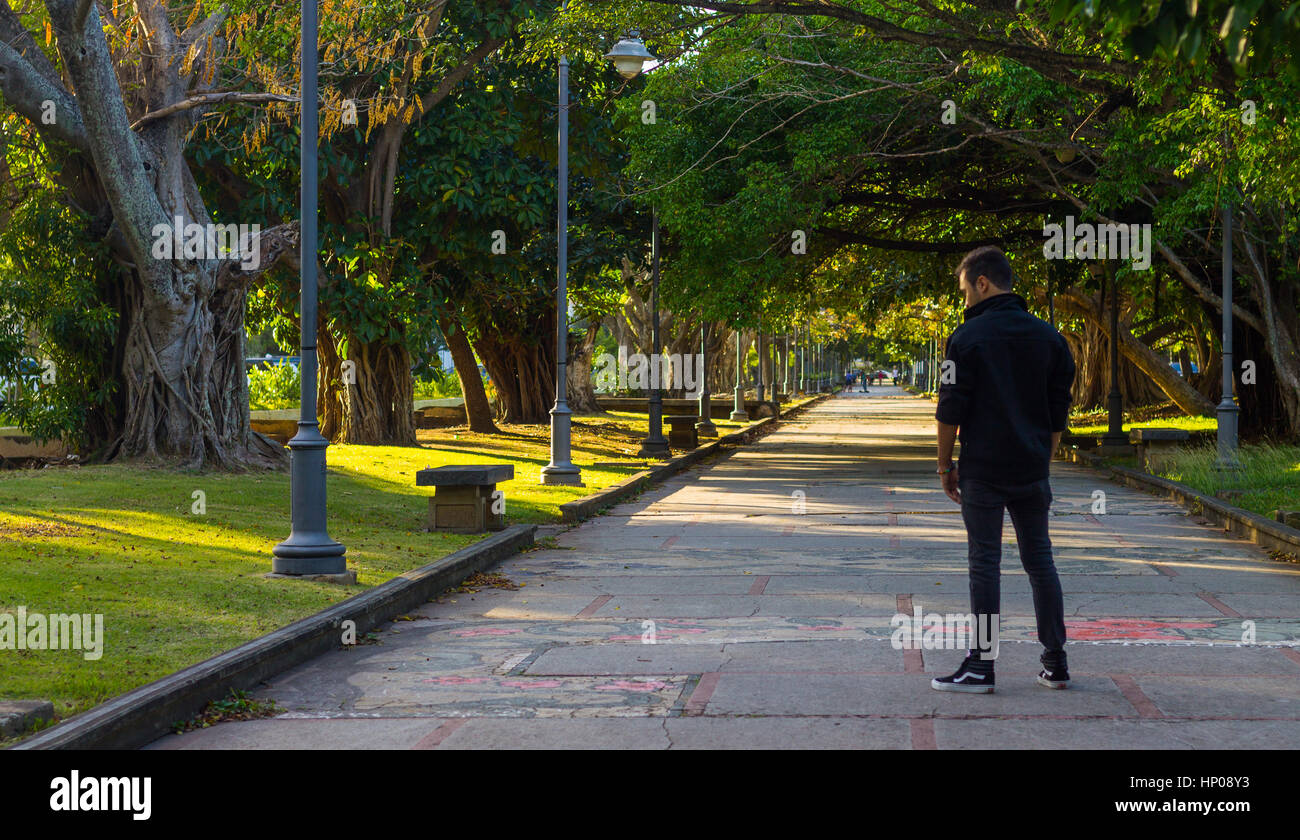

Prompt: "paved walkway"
[151,388,1300,749]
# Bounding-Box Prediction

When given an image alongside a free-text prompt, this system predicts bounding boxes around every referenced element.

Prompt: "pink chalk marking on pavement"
[450,627,521,637]
[1065,618,1215,641]
[421,676,490,685]
[661,535,679,549]
[748,575,770,595]
[607,627,707,642]
[501,679,563,690]
[594,680,671,692]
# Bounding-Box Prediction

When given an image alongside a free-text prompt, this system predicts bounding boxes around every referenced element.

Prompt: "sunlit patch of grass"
[1067,414,1217,436]
[0,412,734,724]
[1147,442,1300,518]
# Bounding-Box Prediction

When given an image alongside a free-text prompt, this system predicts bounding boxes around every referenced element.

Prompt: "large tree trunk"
[567,321,603,414]
[118,272,279,466]
[318,329,415,444]
[1061,320,1166,409]
[466,290,557,425]
[1056,287,1216,416]
[0,0,294,468]
[439,315,499,433]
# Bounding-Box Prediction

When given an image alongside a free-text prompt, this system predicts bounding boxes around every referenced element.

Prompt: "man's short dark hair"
[956,246,1013,290]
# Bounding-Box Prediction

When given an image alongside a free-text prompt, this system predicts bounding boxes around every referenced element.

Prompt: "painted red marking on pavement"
[1196,592,1243,618]
[748,575,770,595]
[903,649,924,675]
[1278,649,1300,669]
[897,594,913,613]
[684,672,720,716]
[661,535,679,549]
[782,524,794,536]
[576,594,612,618]
[889,534,900,548]
[1152,563,1178,577]
[1111,674,1164,718]
[910,719,937,750]
[887,513,899,526]
[411,719,467,750]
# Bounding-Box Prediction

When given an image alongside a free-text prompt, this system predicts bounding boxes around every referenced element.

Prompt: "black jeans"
[959,476,1067,668]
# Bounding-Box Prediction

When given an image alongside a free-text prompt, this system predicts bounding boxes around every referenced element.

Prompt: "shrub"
[247,361,301,410]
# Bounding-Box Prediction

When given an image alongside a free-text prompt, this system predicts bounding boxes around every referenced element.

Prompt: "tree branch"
[130,91,297,131]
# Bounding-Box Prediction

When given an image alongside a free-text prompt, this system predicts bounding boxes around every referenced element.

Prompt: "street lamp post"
[638,209,670,458]
[541,31,654,482]
[273,0,348,578]
[730,330,748,421]
[755,327,765,404]
[1100,265,1128,453]
[799,326,806,393]
[782,333,790,397]
[697,324,717,438]
[1216,203,1242,472]
[600,33,664,459]
[540,47,582,485]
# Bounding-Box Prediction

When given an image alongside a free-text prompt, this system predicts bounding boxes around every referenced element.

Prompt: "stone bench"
[416,464,513,533]
[665,415,699,450]
[1129,427,1190,472]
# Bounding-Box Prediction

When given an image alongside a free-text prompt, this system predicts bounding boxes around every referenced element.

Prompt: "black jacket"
[935,293,1076,485]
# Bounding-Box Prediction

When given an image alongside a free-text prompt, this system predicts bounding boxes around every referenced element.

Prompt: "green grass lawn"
[1,410,778,732]
[1067,401,1217,436]
[1145,442,1300,519]
[1067,415,1218,436]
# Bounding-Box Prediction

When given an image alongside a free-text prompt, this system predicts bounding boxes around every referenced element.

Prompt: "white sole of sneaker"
[1036,676,1069,689]
[931,679,994,694]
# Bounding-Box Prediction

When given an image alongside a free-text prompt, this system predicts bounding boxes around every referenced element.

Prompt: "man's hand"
[936,420,960,503]
[940,463,961,504]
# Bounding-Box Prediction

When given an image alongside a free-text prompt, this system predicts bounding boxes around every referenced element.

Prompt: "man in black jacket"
[930,246,1076,694]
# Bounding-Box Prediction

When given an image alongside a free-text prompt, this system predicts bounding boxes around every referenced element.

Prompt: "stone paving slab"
[701,673,1139,717]
[932,718,1300,749]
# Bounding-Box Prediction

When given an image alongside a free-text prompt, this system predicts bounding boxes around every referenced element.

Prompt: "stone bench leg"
[427,484,504,533]
[1145,441,1181,474]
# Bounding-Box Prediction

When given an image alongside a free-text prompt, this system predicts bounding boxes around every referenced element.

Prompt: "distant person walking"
[931,246,1076,694]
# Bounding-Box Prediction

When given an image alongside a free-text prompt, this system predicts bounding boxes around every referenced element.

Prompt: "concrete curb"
[1061,448,1300,557]
[13,524,537,750]
[559,392,833,524]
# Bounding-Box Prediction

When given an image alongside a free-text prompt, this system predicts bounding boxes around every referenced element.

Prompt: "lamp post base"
[272,421,347,576]
[637,435,672,459]
[1215,400,1243,473]
[540,468,584,486]
[264,570,357,585]
[542,400,584,485]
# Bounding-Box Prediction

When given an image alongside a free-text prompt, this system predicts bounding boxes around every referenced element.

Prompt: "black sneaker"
[930,654,995,694]
[1037,665,1069,689]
